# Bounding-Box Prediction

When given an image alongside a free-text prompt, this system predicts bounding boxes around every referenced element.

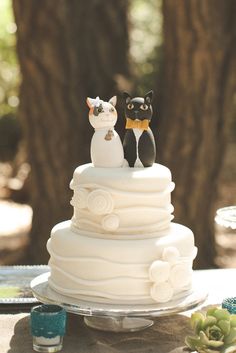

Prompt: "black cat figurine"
[123,91,156,167]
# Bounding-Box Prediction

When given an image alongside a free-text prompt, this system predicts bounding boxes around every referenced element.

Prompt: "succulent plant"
[185,307,236,353]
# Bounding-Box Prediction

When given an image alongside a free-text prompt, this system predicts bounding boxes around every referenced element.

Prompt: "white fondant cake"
[47,163,197,304]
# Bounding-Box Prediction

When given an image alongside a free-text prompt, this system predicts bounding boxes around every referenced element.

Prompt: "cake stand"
[31,272,207,332]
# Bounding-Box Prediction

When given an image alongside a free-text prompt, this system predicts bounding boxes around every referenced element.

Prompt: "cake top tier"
[70,163,175,236]
[70,163,171,193]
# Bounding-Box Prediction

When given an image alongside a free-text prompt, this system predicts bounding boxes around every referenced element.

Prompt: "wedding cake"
[47,91,197,305]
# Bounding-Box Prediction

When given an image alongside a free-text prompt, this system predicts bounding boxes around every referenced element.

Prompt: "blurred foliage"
[130,0,163,96]
[0,0,19,117]
[0,0,21,162]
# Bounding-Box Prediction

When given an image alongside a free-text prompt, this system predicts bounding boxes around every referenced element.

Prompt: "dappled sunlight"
[0,201,32,236]
[0,0,19,117]
[0,200,32,265]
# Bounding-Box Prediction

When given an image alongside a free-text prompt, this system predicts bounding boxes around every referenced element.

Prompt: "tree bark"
[12,0,130,264]
[158,0,236,268]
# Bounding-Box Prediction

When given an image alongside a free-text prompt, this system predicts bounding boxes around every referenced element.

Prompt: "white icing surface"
[70,187,88,209]
[162,247,180,263]
[71,163,172,191]
[47,221,197,304]
[169,263,192,290]
[70,163,175,234]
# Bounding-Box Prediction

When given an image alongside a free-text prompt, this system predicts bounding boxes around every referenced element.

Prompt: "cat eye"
[140,104,148,111]
[127,103,134,110]
[109,107,115,112]
[97,107,103,113]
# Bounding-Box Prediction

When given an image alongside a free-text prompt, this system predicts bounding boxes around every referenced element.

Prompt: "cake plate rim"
[31,272,208,332]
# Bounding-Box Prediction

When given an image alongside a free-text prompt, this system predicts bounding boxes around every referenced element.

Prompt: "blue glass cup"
[30,304,67,352]
[222,297,236,314]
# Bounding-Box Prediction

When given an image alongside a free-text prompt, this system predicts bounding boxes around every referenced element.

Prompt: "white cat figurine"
[86,96,124,167]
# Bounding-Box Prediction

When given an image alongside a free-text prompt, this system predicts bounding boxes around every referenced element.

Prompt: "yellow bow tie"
[125,118,149,131]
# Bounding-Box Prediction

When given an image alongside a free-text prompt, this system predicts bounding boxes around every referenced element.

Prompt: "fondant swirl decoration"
[87,189,114,215]
[102,214,120,231]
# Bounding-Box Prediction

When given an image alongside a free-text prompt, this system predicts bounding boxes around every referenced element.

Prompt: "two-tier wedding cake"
[47,91,197,305]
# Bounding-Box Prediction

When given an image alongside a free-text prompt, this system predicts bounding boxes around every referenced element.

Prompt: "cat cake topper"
[86,96,124,168]
[123,90,156,167]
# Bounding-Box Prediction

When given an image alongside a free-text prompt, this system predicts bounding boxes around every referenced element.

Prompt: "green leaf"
[225,328,236,345]
[191,312,205,333]
[202,316,217,329]
[185,335,202,350]
[199,331,224,348]
[207,307,219,317]
[199,331,211,345]
[221,344,236,353]
[230,315,236,328]
[210,325,222,332]
[207,340,224,348]
[218,320,231,335]
[212,309,230,321]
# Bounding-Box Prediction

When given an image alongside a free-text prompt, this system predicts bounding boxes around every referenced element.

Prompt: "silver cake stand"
[31,272,207,332]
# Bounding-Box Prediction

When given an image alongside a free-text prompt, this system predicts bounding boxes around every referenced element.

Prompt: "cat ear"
[86,97,94,109]
[123,92,131,104]
[109,96,117,107]
[144,90,154,104]
[87,97,101,108]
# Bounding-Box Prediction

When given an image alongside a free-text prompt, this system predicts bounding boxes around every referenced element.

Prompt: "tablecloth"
[0,312,194,353]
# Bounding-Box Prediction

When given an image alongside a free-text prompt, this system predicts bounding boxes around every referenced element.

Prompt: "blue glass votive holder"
[30,304,67,352]
[222,297,236,314]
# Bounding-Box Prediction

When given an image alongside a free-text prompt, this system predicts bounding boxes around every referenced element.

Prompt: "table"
[0,269,235,353]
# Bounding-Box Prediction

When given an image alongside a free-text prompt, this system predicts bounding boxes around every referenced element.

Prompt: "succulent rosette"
[185,307,236,353]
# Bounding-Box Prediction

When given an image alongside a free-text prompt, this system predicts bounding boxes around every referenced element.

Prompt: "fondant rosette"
[151,282,174,303]
[102,214,120,231]
[87,189,114,215]
[149,246,195,303]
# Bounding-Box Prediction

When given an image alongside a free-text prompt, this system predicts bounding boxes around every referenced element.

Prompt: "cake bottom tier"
[47,221,197,304]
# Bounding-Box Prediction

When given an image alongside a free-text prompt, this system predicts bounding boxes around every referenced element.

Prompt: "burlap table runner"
[0,312,192,353]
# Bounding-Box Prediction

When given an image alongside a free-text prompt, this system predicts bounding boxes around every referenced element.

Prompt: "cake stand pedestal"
[84,316,153,332]
[31,272,207,332]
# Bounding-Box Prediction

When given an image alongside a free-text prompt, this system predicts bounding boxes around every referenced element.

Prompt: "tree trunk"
[158,0,236,268]
[12,0,130,264]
